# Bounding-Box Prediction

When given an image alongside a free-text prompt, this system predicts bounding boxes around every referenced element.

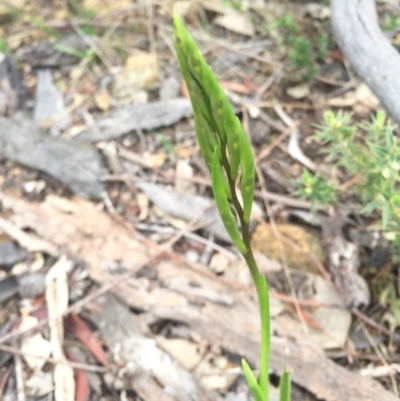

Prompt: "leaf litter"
[0,1,398,400]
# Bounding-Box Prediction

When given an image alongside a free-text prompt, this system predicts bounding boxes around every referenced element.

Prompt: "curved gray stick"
[330,0,400,123]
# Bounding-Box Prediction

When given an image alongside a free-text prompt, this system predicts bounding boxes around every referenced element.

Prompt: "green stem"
[242,223,270,400]
[222,153,270,400]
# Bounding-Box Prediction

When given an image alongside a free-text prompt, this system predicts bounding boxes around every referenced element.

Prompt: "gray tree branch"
[330,0,400,123]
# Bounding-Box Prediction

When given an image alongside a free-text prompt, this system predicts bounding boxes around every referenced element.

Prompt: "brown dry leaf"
[112,53,159,102]
[181,81,190,98]
[176,146,192,159]
[219,80,253,95]
[144,152,167,168]
[353,83,380,115]
[175,159,196,194]
[31,252,45,272]
[326,91,356,107]
[286,83,310,99]
[195,353,239,391]
[25,370,53,398]
[156,337,205,371]
[94,90,111,112]
[172,0,201,21]
[65,313,109,367]
[54,7,69,20]
[19,313,51,371]
[136,192,149,221]
[214,9,255,37]
[153,205,188,230]
[67,354,89,401]
[326,83,379,115]
[53,365,76,401]
[202,0,255,36]
[173,0,192,17]
[305,3,330,19]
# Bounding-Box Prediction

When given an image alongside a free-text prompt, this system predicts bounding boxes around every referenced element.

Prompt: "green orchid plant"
[173,12,291,401]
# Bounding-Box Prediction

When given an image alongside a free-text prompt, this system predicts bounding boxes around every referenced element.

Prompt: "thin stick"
[351,308,400,342]
[361,323,399,396]
[0,344,108,373]
[14,352,26,401]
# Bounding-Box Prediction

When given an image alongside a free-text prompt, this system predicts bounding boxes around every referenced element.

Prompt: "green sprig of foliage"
[0,36,10,54]
[297,111,400,323]
[173,12,291,401]
[315,110,400,247]
[381,12,400,32]
[293,170,336,212]
[271,14,318,81]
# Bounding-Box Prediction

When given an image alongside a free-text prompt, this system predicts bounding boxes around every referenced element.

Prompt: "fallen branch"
[331,0,400,123]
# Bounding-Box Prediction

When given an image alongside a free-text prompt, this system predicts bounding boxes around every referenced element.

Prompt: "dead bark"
[330,0,400,123]
[0,193,398,401]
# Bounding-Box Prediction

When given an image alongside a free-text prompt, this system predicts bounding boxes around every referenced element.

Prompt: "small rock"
[185,250,199,264]
[0,275,18,303]
[286,83,310,99]
[34,69,71,135]
[0,241,28,269]
[209,253,230,274]
[18,272,46,299]
[157,338,204,371]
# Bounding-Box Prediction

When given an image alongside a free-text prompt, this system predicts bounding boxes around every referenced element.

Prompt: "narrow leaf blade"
[279,369,291,401]
[211,150,247,254]
[241,359,265,401]
[223,100,240,179]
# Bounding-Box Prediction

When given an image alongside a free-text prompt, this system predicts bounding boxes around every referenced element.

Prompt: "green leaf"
[223,100,241,180]
[382,202,391,228]
[211,150,247,254]
[238,126,255,222]
[257,274,270,396]
[174,15,219,171]
[210,90,226,144]
[279,370,291,401]
[200,62,226,144]
[173,11,244,179]
[241,359,265,401]
[189,80,216,130]
[386,126,395,148]
[192,106,218,170]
